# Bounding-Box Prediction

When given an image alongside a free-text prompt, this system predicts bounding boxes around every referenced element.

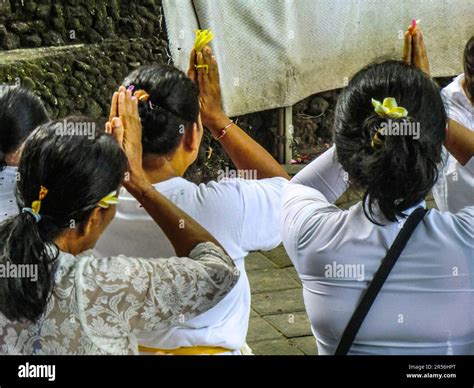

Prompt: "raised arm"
[289,146,348,203]
[188,46,289,180]
[445,119,474,165]
[106,87,229,257]
[402,25,474,165]
[81,241,239,341]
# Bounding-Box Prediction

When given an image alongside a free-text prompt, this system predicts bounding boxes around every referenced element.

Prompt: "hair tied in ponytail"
[21,185,48,223]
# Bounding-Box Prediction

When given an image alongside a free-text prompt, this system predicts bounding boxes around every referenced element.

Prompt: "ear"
[183,123,201,152]
[80,207,104,237]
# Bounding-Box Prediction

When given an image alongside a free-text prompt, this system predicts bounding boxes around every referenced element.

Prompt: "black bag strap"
[335,207,428,355]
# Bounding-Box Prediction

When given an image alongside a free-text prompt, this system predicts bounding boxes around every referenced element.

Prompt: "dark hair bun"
[335,61,446,224]
[124,65,200,155]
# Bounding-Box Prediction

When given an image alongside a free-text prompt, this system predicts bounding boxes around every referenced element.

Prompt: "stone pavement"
[246,246,316,355]
[245,186,438,355]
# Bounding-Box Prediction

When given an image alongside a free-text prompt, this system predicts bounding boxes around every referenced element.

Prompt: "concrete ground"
[245,186,438,355]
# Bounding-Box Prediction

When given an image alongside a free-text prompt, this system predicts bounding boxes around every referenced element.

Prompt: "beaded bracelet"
[214,121,234,140]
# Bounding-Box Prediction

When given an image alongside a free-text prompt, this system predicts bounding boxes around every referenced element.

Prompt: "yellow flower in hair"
[194,29,213,53]
[98,191,119,209]
[371,98,408,119]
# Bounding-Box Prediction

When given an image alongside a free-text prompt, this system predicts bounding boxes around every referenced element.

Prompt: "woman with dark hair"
[0,85,49,222]
[281,60,473,355]
[0,90,239,354]
[95,47,289,355]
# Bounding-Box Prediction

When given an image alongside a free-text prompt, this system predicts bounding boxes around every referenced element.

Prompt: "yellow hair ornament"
[194,29,213,53]
[371,98,408,119]
[134,90,150,102]
[31,185,48,214]
[98,191,119,209]
[371,128,385,150]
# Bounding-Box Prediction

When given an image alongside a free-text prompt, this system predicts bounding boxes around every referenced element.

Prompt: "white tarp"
[163,0,474,117]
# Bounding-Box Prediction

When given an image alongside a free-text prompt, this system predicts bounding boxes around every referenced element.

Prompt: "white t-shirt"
[95,176,287,353]
[433,74,474,213]
[0,166,18,222]
[282,146,474,355]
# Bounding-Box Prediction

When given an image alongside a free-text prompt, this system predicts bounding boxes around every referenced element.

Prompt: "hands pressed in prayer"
[105,86,229,256]
[402,23,430,75]
[105,86,148,193]
[187,45,229,135]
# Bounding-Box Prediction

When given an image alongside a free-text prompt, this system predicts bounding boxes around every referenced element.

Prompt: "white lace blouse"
[0,242,239,355]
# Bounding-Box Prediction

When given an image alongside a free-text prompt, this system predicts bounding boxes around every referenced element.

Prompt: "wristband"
[214,121,234,140]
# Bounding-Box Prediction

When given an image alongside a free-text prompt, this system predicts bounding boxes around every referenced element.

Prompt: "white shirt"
[0,166,18,222]
[95,176,287,353]
[0,242,238,355]
[281,146,474,355]
[433,74,474,213]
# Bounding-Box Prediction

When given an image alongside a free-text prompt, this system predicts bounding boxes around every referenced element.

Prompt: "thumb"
[111,117,124,149]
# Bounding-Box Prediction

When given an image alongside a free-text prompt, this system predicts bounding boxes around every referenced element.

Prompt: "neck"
[54,232,86,256]
[142,153,187,184]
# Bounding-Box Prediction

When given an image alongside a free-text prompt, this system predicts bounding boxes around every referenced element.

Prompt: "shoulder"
[426,206,473,238]
[441,74,464,100]
[187,177,287,206]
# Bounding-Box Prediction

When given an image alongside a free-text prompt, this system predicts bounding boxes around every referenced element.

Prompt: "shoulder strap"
[334,207,428,355]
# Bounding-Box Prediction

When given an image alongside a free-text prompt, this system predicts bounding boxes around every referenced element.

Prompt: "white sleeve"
[442,84,471,129]
[281,146,348,262]
[239,177,288,252]
[291,145,348,202]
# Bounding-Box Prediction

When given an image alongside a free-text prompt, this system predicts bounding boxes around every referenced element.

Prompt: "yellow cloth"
[138,344,232,355]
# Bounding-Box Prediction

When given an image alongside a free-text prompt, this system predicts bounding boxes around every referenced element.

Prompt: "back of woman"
[0,113,238,355]
[281,60,474,355]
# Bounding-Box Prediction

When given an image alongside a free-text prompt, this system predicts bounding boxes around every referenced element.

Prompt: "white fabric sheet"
[163,0,473,116]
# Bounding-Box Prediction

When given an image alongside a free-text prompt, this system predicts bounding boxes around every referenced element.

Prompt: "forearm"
[291,145,348,204]
[126,179,222,257]
[208,114,290,180]
[445,119,474,166]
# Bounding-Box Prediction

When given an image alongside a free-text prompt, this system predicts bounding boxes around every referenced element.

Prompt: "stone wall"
[0,0,164,50]
[0,1,169,118]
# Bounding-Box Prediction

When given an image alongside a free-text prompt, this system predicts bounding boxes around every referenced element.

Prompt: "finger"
[118,91,126,118]
[402,30,412,65]
[187,48,197,83]
[203,45,213,66]
[111,117,124,148]
[105,121,111,134]
[132,92,140,118]
[210,54,220,84]
[197,52,207,86]
[109,92,118,122]
[413,28,430,75]
[126,89,133,116]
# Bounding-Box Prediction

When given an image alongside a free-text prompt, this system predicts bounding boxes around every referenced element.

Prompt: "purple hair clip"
[127,85,135,93]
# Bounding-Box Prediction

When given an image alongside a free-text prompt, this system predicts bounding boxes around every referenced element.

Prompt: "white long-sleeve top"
[281,146,474,355]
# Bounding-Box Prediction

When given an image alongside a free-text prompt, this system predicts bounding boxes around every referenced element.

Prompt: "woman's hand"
[402,24,430,75]
[188,45,229,133]
[106,86,149,194]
